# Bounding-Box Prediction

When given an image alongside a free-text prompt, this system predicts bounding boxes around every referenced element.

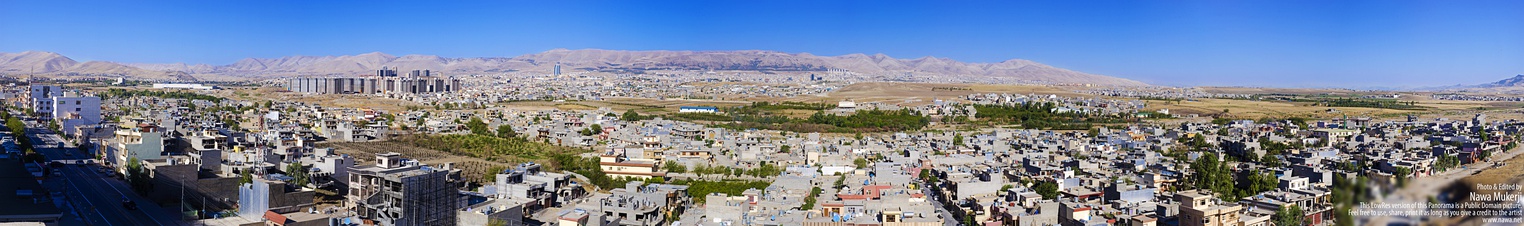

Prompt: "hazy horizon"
[3,0,1522,87]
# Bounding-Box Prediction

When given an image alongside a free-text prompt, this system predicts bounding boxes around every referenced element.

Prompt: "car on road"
[122,197,137,210]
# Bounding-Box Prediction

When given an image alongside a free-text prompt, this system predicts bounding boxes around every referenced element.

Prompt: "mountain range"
[1475,74,1524,88]
[0,49,1148,86]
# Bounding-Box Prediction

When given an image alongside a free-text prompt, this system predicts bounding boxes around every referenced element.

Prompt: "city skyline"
[2,0,1523,87]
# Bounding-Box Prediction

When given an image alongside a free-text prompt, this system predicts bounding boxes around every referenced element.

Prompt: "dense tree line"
[100,88,224,103]
[972,103,1121,130]
[666,179,772,203]
[392,134,584,160]
[686,163,783,178]
[466,117,490,136]
[546,152,619,189]
[805,109,929,132]
[1315,98,1423,110]
[1434,155,1461,172]
[3,111,41,163]
[707,108,928,133]
[1191,152,1241,201]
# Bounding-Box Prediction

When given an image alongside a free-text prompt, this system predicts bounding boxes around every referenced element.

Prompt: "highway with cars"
[21,114,185,226]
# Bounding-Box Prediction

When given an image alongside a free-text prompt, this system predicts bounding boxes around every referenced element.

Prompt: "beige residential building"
[599,150,661,180]
[1177,190,1242,226]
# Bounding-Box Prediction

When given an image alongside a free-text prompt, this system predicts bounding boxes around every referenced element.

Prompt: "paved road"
[24,116,186,226]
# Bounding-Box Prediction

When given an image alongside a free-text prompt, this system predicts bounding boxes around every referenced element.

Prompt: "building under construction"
[347,153,461,226]
[286,67,462,94]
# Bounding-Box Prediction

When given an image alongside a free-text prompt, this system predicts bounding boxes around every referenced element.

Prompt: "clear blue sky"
[2,1,1521,88]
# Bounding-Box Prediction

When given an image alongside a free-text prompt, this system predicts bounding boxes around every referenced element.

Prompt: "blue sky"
[2,1,1521,87]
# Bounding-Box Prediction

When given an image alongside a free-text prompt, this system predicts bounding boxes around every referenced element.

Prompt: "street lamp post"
[180,170,185,220]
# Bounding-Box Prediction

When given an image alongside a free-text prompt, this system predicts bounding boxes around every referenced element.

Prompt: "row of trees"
[3,110,43,163]
[1433,155,1461,172]
[100,88,224,103]
[462,117,525,138]
[804,109,929,132]
[1315,98,1424,110]
[393,134,583,160]
[665,179,772,203]
[799,187,823,210]
[972,103,1121,130]
[666,161,784,178]
[1187,152,1227,196]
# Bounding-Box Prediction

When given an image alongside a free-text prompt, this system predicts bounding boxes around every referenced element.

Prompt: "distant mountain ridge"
[0,51,193,81]
[1476,74,1524,88]
[0,49,1146,86]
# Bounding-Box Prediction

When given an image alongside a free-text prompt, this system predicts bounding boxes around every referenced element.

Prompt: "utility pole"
[181,171,185,220]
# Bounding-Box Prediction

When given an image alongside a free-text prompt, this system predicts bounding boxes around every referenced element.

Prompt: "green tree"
[1261,154,1283,168]
[952,133,965,146]
[1192,152,1238,201]
[240,170,254,185]
[622,109,643,121]
[126,157,153,194]
[779,145,791,153]
[1034,181,1059,199]
[496,124,517,138]
[466,117,490,136]
[854,157,869,169]
[589,124,603,134]
[1393,166,1412,187]
[286,162,310,187]
[663,161,687,173]
[800,187,823,210]
[920,168,938,184]
[1274,205,1305,226]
